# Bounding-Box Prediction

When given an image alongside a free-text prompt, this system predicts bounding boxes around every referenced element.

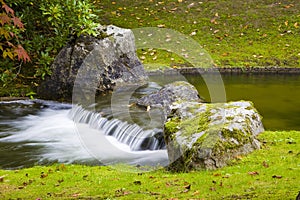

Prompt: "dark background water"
[150,73,300,131]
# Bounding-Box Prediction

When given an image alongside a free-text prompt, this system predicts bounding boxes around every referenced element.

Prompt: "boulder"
[137,81,204,118]
[38,25,148,101]
[164,101,264,171]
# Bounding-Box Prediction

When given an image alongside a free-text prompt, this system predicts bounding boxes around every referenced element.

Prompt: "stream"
[0,73,299,169]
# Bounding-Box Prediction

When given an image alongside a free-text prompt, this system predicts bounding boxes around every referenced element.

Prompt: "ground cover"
[96,0,300,69]
[0,130,299,199]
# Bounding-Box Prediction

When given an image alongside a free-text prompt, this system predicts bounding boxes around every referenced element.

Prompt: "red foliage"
[2,3,14,15]
[0,0,31,63]
[0,13,10,25]
[12,16,24,29]
[14,45,31,63]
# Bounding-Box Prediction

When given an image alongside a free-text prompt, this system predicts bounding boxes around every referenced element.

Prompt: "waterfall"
[68,105,165,151]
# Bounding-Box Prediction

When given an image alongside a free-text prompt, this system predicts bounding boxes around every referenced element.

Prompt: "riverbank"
[0,130,299,199]
[147,66,300,76]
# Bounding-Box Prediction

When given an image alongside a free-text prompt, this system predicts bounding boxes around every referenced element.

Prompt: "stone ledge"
[147,67,300,76]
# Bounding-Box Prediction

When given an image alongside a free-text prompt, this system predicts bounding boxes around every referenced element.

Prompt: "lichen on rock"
[164,101,264,172]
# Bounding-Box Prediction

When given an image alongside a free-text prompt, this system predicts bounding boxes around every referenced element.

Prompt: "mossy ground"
[0,131,299,199]
[96,0,300,69]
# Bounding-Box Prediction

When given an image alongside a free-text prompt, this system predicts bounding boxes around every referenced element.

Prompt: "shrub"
[1,0,101,91]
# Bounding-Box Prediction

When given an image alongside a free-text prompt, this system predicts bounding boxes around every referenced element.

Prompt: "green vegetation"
[0,0,101,96]
[97,0,300,69]
[0,131,299,199]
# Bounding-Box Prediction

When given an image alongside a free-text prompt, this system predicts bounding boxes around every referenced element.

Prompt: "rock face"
[164,101,264,171]
[38,25,148,101]
[137,81,204,118]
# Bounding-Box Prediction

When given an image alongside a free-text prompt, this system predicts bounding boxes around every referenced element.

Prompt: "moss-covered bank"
[0,130,299,199]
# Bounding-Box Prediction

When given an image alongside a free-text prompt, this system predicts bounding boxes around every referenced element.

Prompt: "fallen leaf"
[272,175,282,179]
[262,161,269,168]
[58,179,64,183]
[182,189,189,193]
[190,31,197,36]
[72,193,80,197]
[157,24,165,28]
[294,22,299,28]
[285,21,289,26]
[0,175,6,182]
[223,173,231,178]
[40,172,48,178]
[222,52,229,56]
[187,3,195,8]
[248,171,259,176]
[133,180,142,185]
[219,181,223,187]
[184,184,191,190]
[150,191,160,195]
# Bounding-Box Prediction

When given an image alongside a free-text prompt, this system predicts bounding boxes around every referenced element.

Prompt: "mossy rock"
[164,101,264,172]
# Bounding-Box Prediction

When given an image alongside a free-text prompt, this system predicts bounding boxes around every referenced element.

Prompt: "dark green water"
[150,73,300,131]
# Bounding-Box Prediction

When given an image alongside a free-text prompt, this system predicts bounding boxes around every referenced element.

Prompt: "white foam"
[0,103,168,166]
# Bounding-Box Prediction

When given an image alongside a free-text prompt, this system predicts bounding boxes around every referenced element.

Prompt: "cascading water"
[68,105,165,151]
[0,100,168,169]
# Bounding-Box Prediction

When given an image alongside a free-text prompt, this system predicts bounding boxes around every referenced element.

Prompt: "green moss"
[180,106,210,137]
[164,117,180,140]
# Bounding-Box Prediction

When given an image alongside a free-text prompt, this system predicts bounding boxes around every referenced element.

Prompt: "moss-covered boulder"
[164,101,264,172]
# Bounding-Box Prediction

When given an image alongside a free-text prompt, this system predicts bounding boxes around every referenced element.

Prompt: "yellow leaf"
[3,49,14,60]
[294,22,299,28]
[285,21,288,26]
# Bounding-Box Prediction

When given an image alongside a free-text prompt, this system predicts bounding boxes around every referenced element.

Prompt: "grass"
[96,0,300,68]
[0,130,299,199]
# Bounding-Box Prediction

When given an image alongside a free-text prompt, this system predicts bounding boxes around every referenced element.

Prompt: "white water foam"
[0,101,168,167]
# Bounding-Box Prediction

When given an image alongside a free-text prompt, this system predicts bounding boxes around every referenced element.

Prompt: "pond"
[150,73,300,131]
[0,73,299,169]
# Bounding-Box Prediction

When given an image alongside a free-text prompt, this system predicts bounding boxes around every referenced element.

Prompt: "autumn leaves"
[0,0,30,63]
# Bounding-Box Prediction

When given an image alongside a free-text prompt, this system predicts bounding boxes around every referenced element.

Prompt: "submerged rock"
[164,101,264,171]
[38,25,148,101]
[137,81,204,118]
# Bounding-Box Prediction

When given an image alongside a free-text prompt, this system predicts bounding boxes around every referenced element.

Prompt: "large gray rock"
[164,101,264,172]
[38,25,148,101]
